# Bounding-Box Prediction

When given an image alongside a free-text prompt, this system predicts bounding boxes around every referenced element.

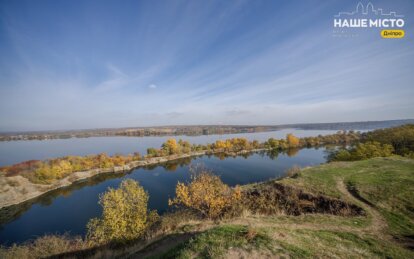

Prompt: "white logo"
[334,2,404,28]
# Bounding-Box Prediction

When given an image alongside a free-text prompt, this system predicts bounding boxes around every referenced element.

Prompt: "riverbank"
[2,157,412,258]
[71,156,414,258]
[0,149,267,209]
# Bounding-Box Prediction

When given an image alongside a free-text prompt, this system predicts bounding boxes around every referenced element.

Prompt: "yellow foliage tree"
[162,138,179,155]
[34,164,54,183]
[214,140,227,150]
[231,138,250,151]
[87,179,158,244]
[169,172,241,219]
[286,133,300,147]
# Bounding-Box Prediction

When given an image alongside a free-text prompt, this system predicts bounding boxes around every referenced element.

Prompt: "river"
[0,129,339,244]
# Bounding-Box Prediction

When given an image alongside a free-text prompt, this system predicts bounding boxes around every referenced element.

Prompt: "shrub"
[286,133,300,147]
[162,138,179,155]
[330,141,394,161]
[169,171,241,219]
[0,234,87,259]
[286,165,301,178]
[86,179,158,244]
[331,149,352,161]
[362,124,414,156]
[352,141,394,160]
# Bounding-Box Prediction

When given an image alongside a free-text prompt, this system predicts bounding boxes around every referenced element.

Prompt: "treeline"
[3,124,409,185]
[361,124,414,157]
[0,126,270,141]
[146,138,260,157]
[1,153,141,184]
[146,131,362,158]
[328,142,394,161]
[329,124,414,161]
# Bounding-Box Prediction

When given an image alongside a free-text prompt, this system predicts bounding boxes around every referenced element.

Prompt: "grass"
[281,156,414,238]
[2,156,413,258]
[271,228,412,258]
[151,224,412,259]
[0,235,87,259]
[257,213,370,229]
[151,156,414,258]
[153,225,275,258]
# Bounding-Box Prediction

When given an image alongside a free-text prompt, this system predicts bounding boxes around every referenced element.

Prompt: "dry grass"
[5,179,21,187]
[0,234,88,259]
[285,165,301,178]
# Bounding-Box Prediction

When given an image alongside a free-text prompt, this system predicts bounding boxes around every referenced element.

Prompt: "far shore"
[0,149,267,209]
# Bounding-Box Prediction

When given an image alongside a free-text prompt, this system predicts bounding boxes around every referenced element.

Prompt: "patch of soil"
[394,235,414,250]
[345,183,376,208]
[126,232,197,258]
[243,182,365,216]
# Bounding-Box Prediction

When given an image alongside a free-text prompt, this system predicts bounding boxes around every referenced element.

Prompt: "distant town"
[1,119,412,141]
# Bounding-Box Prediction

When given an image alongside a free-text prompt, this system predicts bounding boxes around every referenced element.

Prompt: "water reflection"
[0,148,327,244]
[0,129,339,166]
[286,148,300,157]
[0,171,128,227]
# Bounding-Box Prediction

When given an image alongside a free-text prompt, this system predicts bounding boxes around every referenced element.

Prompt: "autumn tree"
[169,171,241,219]
[352,141,394,160]
[329,141,394,161]
[178,139,191,154]
[286,134,300,147]
[214,140,227,151]
[162,138,179,155]
[231,138,250,151]
[251,140,260,149]
[361,124,414,156]
[265,138,280,149]
[147,148,159,157]
[87,179,158,244]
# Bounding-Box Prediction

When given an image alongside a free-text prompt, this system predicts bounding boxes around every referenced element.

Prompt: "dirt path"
[125,232,196,258]
[335,179,390,239]
[122,181,396,258]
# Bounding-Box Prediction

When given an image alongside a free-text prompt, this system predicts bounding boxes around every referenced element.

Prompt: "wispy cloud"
[0,0,413,131]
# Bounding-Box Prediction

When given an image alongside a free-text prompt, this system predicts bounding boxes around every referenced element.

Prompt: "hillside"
[1,156,412,258]
[37,156,413,259]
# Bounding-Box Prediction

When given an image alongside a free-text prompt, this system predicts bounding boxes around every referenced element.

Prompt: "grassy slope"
[135,157,414,258]
[282,156,414,237]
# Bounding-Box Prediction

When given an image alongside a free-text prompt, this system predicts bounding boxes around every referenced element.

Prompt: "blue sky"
[0,0,413,131]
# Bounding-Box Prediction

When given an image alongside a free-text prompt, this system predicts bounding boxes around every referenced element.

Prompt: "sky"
[0,0,413,131]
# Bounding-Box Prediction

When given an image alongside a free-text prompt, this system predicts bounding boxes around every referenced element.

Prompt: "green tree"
[362,124,414,156]
[147,148,158,157]
[330,141,394,161]
[265,138,280,149]
[178,139,191,154]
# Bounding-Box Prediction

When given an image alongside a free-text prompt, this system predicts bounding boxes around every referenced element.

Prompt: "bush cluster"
[0,153,141,184]
[169,171,242,219]
[329,141,394,161]
[361,124,414,156]
[0,234,88,259]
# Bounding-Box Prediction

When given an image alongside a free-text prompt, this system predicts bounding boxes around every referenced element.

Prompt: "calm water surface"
[0,130,336,245]
[0,129,338,166]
